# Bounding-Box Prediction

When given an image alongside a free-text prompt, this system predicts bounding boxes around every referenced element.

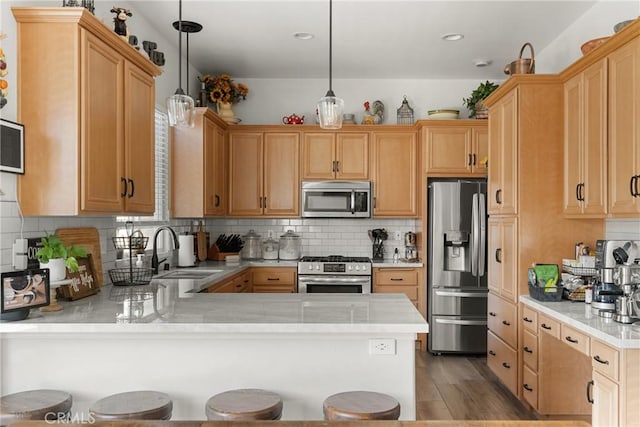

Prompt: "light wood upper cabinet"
[563,59,608,217]
[487,89,518,216]
[608,37,640,216]
[172,108,227,218]
[423,123,488,176]
[371,131,418,217]
[228,131,299,217]
[301,132,369,180]
[13,7,161,216]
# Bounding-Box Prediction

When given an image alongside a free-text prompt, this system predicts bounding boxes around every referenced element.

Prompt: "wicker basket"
[108,267,153,286]
[528,282,563,302]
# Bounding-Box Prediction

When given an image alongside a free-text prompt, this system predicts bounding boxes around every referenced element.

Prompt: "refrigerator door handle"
[435,290,488,298]
[434,318,488,326]
[471,193,479,277]
[478,192,486,277]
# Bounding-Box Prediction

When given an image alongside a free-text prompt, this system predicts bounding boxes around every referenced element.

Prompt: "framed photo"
[0,119,25,174]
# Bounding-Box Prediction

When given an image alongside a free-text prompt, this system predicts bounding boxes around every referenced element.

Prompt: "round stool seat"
[205,389,283,420]
[89,391,172,421]
[0,389,72,426]
[323,391,400,420]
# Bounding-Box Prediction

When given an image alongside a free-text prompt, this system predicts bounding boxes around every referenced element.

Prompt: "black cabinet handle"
[593,355,609,365]
[630,176,636,197]
[565,336,578,344]
[523,346,533,354]
[502,362,511,369]
[523,317,533,323]
[215,194,220,207]
[634,175,640,197]
[502,320,511,326]
[496,189,502,205]
[523,384,533,392]
[263,196,267,208]
[335,160,340,173]
[120,177,127,197]
[488,350,496,356]
[489,312,497,317]
[587,380,594,404]
[576,183,581,201]
[541,323,552,330]
[468,154,472,166]
[472,153,477,166]
[495,248,502,263]
[128,179,134,198]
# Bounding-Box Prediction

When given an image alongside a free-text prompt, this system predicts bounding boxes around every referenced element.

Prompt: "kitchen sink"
[156,269,224,279]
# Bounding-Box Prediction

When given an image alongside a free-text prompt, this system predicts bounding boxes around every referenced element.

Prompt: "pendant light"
[317,0,343,129]
[166,0,195,127]
[172,18,202,98]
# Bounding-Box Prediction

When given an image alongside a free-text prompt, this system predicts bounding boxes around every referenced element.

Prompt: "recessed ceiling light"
[293,32,314,40]
[442,33,464,41]
[474,59,492,67]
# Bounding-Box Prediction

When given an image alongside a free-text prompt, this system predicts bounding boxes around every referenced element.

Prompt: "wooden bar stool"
[323,391,401,420]
[0,389,72,426]
[205,389,283,420]
[89,391,172,420]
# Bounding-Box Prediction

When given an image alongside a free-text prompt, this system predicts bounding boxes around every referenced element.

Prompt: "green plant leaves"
[34,233,87,272]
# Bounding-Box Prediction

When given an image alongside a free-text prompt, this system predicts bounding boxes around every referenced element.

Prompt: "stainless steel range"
[297,256,372,293]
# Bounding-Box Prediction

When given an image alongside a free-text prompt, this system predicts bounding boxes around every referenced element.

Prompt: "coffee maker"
[404,232,418,261]
[613,264,640,323]
[594,240,640,311]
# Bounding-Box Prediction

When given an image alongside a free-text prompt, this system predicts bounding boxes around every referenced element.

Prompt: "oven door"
[298,276,371,294]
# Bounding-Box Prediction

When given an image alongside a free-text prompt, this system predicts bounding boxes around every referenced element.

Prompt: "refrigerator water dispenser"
[444,230,470,272]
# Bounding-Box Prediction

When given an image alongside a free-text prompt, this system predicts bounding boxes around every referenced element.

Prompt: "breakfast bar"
[0,282,428,421]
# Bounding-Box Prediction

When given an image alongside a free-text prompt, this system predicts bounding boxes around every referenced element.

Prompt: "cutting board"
[55,227,103,287]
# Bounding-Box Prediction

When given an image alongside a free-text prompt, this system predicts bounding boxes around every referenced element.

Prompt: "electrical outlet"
[369,338,396,355]
[394,231,401,240]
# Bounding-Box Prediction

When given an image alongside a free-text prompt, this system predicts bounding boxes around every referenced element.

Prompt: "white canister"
[178,234,196,266]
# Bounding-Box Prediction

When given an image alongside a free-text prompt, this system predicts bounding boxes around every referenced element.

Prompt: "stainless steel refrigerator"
[427,178,488,354]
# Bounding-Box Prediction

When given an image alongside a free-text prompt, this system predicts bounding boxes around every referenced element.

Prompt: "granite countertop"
[520,295,640,349]
[372,261,424,268]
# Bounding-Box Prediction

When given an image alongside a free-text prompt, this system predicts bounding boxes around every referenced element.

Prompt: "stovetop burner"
[299,255,372,263]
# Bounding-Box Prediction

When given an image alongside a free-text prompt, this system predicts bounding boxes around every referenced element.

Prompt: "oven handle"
[434,318,488,326]
[298,277,372,284]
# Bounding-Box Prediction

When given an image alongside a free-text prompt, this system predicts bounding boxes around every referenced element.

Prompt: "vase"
[474,101,489,119]
[217,102,237,124]
[40,258,67,282]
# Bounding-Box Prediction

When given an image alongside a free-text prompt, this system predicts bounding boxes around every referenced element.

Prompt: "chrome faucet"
[151,226,180,274]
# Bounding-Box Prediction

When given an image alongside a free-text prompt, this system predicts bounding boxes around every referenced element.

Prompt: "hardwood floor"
[415,351,591,424]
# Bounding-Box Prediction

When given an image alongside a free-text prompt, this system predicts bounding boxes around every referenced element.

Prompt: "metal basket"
[112,232,149,251]
[108,267,153,286]
[528,282,563,302]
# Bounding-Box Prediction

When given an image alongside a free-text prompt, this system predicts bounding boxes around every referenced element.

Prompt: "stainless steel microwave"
[301,181,371,218]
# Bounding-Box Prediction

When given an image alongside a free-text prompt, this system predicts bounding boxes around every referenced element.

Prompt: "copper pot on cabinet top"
[504,42,535,75]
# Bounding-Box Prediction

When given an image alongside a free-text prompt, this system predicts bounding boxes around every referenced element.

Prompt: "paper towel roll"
[178,235,196,267]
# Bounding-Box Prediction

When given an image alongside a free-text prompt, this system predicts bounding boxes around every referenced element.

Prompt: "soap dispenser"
[136,254,144,268]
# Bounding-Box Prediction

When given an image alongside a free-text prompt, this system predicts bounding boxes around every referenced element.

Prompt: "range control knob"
[347,265,353,271]
[308,265,313,270]
[355,265,360,271]
[315,264,320,270]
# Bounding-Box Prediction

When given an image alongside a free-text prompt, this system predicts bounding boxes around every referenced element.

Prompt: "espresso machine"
[613,264,640,323]
[594,240,640,313]
[404,232,418,261]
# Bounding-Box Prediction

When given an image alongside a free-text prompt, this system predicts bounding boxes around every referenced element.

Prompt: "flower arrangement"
[199,73,249,104]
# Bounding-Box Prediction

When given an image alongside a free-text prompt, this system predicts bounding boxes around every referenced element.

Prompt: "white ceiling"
[131,0,599,79]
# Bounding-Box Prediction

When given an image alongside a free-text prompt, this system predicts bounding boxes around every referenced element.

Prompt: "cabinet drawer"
[487,330,518,396]
[560,324,590,356]
[538,314,560,339]
[487,294,517,348]
[591,339,620,381]
[522,305,538,333]
[252,283,296,293]
[233,273,251,293]
[522,364,538,409]
[374,269,418,285]
[252,269,296,285]
[522,328,538,371]
[373,285,418,301]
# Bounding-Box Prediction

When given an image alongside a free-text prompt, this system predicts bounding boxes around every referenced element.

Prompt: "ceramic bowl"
[427,109,459,120]
[581,37,610,55]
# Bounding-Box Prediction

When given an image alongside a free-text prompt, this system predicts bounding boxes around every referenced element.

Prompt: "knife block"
[208,244,240,261]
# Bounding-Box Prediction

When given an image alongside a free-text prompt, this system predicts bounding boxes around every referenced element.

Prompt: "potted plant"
[35,233,87,281]
[463,80,499,119]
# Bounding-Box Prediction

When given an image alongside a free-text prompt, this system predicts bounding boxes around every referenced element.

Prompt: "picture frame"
[56,254,100,300]
[0,119,25,174]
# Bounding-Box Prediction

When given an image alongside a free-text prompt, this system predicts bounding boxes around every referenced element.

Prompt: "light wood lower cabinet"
[373,268,419,306]
[487,330,518,395]
[592,370,619,427]
[207,270,251,293]
[251,267,297,293]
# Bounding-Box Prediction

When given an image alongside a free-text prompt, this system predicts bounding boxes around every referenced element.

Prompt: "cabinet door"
[487,217,517,302]
[488,90,518,215]
[563,73,584,215]
[424,127,472,174]
[263,132,299,216]
[81,32,124,213]
[372,131,418,217]
[608,38,640,216]
[472,127,488,174]
[592,370,619,427]
[302,133,335,179]
[204,119,226,216]
[228,132,263,216]
[487,220,501,294]
[123,61,155,214]
[336,132,369,179]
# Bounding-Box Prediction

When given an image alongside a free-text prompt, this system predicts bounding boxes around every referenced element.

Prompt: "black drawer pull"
[587,380,594,404]
[593,355,609,365]
[489,312,497,317]
[523,317,533,323]
[390,278,404,281]
[523,346,533,354]
[502,362,511,369]
[565,336,579,344]
[267,277,280,281]
[502,320,511,326]
[541,323,552,330]
[489,350,496,356]
[523,384,533,392]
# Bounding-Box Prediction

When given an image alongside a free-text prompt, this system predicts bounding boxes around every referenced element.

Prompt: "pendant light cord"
[176,0,183,94]
[328,0,333,94]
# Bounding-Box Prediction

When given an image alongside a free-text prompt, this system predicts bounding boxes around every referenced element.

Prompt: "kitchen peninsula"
[0,269,428,421]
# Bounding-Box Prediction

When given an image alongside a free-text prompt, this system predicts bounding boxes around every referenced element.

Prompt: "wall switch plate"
[13,238,29,270]
[369,338,396,355]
